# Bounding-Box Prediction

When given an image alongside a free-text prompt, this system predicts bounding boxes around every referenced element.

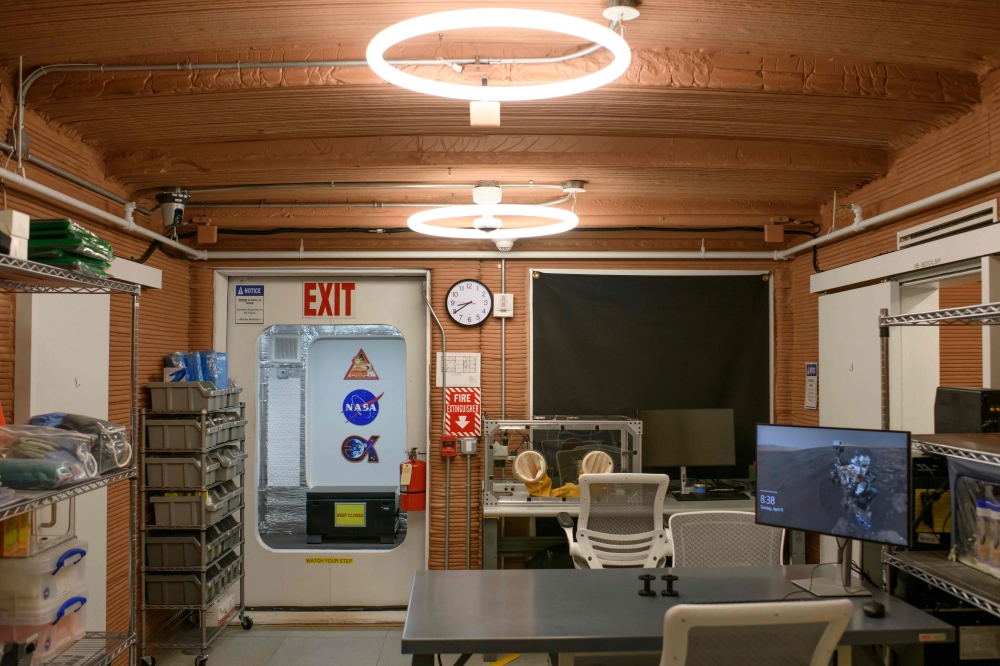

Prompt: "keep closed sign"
[304,282,356,318]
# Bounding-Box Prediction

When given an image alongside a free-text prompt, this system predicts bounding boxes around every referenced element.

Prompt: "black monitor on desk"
[640,409,738,496]
[756,423,911,596]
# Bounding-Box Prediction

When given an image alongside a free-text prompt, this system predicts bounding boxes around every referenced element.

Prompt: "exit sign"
[303,282,357,318]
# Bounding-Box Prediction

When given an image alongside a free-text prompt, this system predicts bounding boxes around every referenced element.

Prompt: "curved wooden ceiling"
[1,0,998,235]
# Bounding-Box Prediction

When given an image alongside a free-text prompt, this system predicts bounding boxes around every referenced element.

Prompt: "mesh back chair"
[556,444,622,486]
[557,473,670,569]
[660,599,853,666]
[668,511,784,568]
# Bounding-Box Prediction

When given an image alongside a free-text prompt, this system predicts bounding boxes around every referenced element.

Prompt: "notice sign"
[335,503,366,527]
[303,282,356,318]
[805,362,818,410]
[446,387,482,436]
[234,284,264,324]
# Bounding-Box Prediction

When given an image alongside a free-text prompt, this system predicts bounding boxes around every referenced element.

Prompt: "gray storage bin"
[146,517,241,568]
[144,535,202,568]
[145,456,219,488]
[145,556,238,606]
[148,382,242,413]
[150,493,225,528]
[145,414,248,451]
[211,447,246,482]
[145,574,203,606]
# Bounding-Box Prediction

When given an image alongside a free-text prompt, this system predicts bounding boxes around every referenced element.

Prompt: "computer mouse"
[862,601,885,618]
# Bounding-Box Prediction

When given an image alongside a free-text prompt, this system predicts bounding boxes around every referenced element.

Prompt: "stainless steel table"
[402,566,955,666]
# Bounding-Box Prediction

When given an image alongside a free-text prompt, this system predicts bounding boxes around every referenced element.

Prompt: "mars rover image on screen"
[757,429,908,545]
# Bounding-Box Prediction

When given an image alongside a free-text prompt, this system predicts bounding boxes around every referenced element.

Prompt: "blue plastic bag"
[183,352,204,381]
[199,351,228,390]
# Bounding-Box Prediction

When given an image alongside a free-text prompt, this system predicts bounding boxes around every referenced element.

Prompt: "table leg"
[412,656,434,666]
[484,518,498,570]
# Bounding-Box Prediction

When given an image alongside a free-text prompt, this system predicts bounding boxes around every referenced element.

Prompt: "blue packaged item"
[183,352,204,381]
[164,352,191,381]
[199,351,229,390]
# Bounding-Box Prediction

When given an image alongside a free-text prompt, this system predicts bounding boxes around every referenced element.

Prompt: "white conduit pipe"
[0,167,206,259]
[778,167,1000,259]
[205,250,780,260]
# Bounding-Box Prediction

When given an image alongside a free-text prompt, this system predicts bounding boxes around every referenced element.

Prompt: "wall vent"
[271,335,301,362]
[897,199,997,250]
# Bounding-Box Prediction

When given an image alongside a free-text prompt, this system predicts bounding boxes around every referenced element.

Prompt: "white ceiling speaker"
[366,8,632,126]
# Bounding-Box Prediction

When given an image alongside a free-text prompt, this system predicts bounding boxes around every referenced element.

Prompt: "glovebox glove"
[513,449,547,483]
[580,450,614,475]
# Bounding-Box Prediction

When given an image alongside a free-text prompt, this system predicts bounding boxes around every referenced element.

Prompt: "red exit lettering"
[304,282,356,317]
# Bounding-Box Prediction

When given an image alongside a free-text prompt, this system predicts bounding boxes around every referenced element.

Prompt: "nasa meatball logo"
[341,435,380,463]
[341,389,383,426]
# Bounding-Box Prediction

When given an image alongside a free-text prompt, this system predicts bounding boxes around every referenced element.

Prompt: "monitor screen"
[756,424,910,547]
[640,409,736,468]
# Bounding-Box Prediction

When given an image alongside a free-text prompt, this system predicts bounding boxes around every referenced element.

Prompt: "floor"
[154,626,550,666]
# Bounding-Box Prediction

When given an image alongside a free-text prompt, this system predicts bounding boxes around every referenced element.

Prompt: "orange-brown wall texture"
[0,63,996,622]
[0,68,199,644]
[782,68,1000,431]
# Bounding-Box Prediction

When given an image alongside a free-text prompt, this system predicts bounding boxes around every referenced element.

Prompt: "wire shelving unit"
[0,257,141,666]
[879,300,1000,619]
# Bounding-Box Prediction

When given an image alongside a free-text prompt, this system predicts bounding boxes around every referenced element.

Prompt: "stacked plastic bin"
[0,539,89,663]
[140,382,251,666]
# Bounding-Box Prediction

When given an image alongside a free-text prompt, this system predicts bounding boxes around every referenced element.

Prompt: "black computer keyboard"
[672,491,749,501]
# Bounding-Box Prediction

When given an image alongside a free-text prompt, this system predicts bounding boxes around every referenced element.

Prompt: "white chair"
[668,510,784,567]
[557,472,670,569]
[660,599,853,666]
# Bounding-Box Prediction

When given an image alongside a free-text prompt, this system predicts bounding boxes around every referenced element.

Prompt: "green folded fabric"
[0,458,73,489]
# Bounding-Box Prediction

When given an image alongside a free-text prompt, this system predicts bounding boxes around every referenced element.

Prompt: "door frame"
[212,267,432,568]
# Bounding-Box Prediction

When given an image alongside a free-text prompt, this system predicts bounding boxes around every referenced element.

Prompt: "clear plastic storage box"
[0,538,88,612]
[0,584,87,663]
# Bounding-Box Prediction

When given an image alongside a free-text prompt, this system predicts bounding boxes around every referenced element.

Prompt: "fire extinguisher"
[400,448,426,512]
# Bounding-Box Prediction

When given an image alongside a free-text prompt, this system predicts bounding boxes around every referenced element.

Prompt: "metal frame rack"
[878,300,1000,618]
[0,257,140,666]
[139,400,251,666]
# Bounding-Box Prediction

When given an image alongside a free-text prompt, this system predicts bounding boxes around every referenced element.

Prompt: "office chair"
[557,473,670,569]
[556,444,622,485]
[668,511,784,567]
[659,599,853,666]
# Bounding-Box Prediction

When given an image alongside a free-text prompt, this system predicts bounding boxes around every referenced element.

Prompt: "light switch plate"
[494,293,514,317]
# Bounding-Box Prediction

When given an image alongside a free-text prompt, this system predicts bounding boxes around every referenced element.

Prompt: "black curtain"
[531,273,770,479]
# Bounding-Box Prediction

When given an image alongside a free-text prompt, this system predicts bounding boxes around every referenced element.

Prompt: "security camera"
[156,191,190,228]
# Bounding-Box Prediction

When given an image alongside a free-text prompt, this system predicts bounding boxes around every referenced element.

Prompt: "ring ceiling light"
[366,9,632,104]
[408,204,578,250]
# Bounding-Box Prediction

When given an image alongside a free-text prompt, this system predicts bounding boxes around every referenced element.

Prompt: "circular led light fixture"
[366,9,632,102]
[408,204,578,242]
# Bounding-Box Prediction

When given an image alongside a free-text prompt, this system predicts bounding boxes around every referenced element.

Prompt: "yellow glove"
[513,450,580,498]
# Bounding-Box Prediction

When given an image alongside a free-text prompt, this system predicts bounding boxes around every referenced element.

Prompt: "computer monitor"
[756,424,910,546]
[640,409,736,468]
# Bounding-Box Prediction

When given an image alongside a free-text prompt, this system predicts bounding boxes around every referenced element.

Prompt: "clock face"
[446,279,493,327]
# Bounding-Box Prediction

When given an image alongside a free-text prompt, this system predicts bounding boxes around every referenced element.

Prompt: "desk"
[482,496,756,567]
[402,566,954,666]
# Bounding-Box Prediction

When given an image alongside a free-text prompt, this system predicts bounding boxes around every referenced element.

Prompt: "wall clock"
[446,279,493,327]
